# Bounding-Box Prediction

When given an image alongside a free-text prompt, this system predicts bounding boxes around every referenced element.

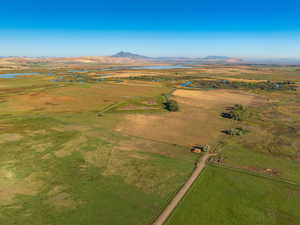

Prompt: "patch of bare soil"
[0,133,23,144]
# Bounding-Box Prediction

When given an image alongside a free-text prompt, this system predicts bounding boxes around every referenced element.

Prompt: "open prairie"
[1,64,300,225]
[117,89,257,146]
[0,74,199,225]
[161,66,300,225]
[166,165,300,225]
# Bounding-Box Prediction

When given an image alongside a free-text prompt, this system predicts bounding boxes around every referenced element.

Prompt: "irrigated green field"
[166,165,300,225]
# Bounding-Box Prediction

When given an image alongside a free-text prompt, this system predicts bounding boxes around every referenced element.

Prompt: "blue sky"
[1,0,300,58]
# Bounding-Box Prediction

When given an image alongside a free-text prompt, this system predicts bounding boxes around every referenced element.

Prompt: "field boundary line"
[209,163,300,187]
[120,133,189,148]
[98,101,126,114]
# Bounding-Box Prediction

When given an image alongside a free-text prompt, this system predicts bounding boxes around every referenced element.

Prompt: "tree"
[164,99,179,112]
[221,104,250,121]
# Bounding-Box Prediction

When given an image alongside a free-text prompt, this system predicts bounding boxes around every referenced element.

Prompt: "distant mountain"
[203,56,230,60]
[112,51,151,60]
[242,58,300,65]
[112,52,243,64]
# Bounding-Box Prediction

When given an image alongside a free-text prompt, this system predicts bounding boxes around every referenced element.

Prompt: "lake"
[68,65,193,73]
[0,72,42,78]
[0,65,193,79]
[130,65,193,70]
[69,70,89,72]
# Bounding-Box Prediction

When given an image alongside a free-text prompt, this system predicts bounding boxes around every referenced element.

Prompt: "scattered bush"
[221,104,250,121]
[223,127,249,136]
[164,99,179,112]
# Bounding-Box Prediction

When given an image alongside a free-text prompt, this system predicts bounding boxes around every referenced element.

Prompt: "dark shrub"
[164,100,179,112]
[222,104,250,121]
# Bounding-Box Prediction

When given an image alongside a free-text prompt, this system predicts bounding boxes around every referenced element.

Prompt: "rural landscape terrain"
[1,54,300,225]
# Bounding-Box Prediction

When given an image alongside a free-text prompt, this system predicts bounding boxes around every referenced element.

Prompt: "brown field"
[186,66,271,75]
[2,83,170,113]
[116,89,258,146]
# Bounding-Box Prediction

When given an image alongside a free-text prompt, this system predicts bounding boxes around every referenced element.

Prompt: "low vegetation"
[164,99,179,112]
[221,104,251,121]
[223,127,248,136]
[216,90,300,182]
[0,77,196,225]
[166,165,300,225]
[1,64,300,225]
[188,80,297,91]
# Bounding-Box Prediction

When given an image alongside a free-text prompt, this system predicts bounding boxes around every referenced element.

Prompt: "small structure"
[191,144,210,153]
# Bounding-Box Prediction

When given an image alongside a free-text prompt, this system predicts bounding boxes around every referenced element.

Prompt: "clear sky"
[1,0,300,58]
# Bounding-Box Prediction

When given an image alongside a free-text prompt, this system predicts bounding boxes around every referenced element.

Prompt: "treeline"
[125,75,209,82]
[189,80,297,91]
[125,76,297,91]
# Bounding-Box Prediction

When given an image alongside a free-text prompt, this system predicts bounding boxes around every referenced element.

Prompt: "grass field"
[0,76,201,225]
[215,90,300,183]
[1,64,300,225]
[164,73,300,225]
[117,89,257,146]
[166,165,300,225]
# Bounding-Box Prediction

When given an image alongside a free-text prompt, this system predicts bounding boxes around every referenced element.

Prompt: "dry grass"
[0,133,23,144]
[2,83,170,113]
[188,66,272,76]
[116,89,257,146]
[173,89,255,108]
[0,170,43,205]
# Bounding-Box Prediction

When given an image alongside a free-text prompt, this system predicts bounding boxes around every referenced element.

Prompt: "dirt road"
[152,153,214,225]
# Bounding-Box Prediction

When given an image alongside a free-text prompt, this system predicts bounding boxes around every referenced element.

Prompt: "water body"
[68,65,193,73]
[0,72,41,78]
[130,65,193,70]
[180,81,193,87]
[0,65,193,79]
[69,70,89,72]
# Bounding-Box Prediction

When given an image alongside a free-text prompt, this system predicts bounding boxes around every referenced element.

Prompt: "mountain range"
[112,51,151,59]
[112,51,242,64]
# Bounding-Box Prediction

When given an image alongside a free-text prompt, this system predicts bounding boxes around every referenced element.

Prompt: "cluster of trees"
[221,104,250,121]
[164,99,179,112]
[190,80,296,91]
[53,73,92,83]
[221,105,250,137]
[126,75,208,82]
